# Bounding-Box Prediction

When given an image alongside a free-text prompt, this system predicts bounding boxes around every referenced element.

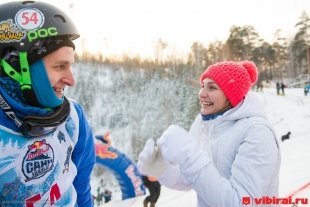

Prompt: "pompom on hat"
[200,61,258,107]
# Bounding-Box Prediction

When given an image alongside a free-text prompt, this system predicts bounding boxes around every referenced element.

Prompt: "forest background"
[67,11,310,159]
[66,11,310,191]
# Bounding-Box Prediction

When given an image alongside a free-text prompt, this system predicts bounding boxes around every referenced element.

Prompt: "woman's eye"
[208,86,216,90]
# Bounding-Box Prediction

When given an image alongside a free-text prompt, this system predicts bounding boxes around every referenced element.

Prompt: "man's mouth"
[53,87,64,97]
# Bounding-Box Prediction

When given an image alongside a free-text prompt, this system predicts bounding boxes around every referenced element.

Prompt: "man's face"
[43,46,75,98]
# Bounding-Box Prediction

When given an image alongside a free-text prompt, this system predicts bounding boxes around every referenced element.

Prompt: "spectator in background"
[280,82,286,95]
[103,189,112,203]
[256,81,263,92]
[276,82,281,95]
[142,176,161,207]
[304,84,310,96]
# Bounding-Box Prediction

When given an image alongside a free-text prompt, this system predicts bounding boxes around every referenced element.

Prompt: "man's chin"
[55,94,64,99]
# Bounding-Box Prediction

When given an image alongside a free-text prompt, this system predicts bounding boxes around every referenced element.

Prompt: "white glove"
[137,139,170,178]
[157,125,210,178]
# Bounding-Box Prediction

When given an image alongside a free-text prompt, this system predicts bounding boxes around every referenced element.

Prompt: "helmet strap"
[0,52,40,106]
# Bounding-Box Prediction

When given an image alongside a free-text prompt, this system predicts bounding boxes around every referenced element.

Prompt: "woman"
[138,61,280,207]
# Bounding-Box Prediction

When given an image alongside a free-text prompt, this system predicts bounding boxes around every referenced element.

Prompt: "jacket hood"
[222,92,267,121]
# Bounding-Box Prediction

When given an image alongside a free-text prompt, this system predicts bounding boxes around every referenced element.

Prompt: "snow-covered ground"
[95,87,310,206]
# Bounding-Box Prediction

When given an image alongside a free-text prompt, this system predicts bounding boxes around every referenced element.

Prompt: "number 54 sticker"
[15,8,44,31]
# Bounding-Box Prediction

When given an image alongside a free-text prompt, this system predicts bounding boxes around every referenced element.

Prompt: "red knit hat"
[199,61,258,107]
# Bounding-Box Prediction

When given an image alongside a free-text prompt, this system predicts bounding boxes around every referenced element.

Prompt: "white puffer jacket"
[159,93,281,207]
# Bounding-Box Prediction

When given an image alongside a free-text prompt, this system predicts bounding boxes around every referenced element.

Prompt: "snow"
[103,187,197,207]
[93,87,310,206]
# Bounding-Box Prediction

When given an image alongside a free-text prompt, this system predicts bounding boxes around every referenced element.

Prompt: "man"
[142,176,161,207]
[103,189,112,203]
[0,1,95,206]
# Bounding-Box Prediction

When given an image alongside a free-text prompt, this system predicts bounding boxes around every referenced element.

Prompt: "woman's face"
[198,78,231,115]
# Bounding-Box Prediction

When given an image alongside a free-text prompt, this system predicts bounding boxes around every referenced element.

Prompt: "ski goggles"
[20,97,70,138]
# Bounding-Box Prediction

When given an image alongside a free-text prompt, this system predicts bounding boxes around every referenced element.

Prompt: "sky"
[98,87,310,207]
[1,0,310,58]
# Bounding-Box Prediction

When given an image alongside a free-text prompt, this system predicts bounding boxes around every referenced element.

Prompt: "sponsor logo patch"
[0,19,26,42]
[22,139,54,182]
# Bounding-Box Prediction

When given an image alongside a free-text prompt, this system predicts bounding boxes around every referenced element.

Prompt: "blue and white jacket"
[159,93,281,207]
[0,93,95,207]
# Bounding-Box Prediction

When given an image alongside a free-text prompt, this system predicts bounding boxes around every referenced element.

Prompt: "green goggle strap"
[0,52,32,90]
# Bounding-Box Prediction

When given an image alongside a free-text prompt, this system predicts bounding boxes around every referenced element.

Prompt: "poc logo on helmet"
[27,27,58,42]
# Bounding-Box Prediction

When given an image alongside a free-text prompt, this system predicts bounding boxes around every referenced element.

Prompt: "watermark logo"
[242,196,309,206]
[242,197,251,205]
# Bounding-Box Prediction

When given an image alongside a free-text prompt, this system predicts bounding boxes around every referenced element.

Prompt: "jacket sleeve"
[157,115,203,191]
[190,125,280,207]
[71,102,96,207]
[158,164,192,191]
[159,114,202,191]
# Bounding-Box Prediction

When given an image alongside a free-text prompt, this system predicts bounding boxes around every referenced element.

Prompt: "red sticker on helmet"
[15,8,44,31]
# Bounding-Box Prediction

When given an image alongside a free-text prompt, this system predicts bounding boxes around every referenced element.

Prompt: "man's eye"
[55,65,66,70]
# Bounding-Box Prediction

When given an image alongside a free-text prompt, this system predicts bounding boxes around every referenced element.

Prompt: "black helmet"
[0,1,79,57]
[0,1,79,108]
[0,1,78,137]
